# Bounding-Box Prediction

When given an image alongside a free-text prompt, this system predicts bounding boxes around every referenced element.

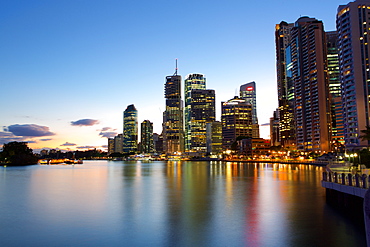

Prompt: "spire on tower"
[174,59,178,76]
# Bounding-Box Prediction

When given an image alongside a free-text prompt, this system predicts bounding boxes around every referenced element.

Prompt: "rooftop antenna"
[173,58,178,76]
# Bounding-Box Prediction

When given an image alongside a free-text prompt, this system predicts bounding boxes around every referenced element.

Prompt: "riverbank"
[221,158,329,166]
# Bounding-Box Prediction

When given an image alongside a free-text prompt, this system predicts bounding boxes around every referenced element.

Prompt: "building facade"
[184,73,207,151]
[108,138,115,155]
[326,31,345,149]
[337,0,370,149]
[114,134,124,154]
[280,17,332,152]
[123,104,138,153]
[186,89,215,153]
[275,21,296,148]
[240,81,260,138]
[270,109,280,147]
[163,71,184,155]
[206,121,222,155]
[221,96,253,150]
[141,120,154,153]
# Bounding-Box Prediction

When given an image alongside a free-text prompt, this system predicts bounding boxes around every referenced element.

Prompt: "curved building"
[123,104,138,153]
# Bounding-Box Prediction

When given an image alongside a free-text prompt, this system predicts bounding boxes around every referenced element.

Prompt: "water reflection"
[0,161,365,246]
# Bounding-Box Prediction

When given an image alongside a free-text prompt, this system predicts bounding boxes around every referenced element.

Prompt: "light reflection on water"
[0,161,366,246]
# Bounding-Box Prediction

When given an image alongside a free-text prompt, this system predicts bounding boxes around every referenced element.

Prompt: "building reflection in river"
[0,161,365,246]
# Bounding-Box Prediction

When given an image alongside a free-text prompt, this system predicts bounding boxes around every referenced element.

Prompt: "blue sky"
[0,0,346,152]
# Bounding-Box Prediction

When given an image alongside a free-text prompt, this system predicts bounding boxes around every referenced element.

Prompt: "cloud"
[101,145,108,148]
[24,140,37,144]
[99,131,117,138]
[0,136,25,145]
[76,146,96,149]
[60,142,77,146]
[0,132,24,144]
[8,124,55,137]
[260,123,270,126]
[100,127,116,132]
[71,119,99,126]
[40,138,52,141]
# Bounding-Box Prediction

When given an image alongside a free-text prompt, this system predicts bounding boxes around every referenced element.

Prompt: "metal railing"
[322,171,369,189]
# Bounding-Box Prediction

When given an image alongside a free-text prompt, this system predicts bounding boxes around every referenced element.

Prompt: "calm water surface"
[0,161,366,246]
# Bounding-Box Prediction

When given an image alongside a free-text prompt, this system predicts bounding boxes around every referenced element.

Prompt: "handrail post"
[355,174,360,187]
[334,172,338,183]
[348,174,353,186]
[341,173,346,185]
[323,172,327,181]
[363,174,368,189]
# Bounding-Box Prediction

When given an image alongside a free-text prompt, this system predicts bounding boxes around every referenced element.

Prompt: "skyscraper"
[163,64,184,155]
[337,0,370,150]
[206,121,222,155]
[275,21,295,148]
[240,81,259,138]
[108,138,115,155]
[123,104,138,153]
[270,110,280,147]
[277,17,332,152]
[141,120,154,153]
[186,89,215,152]
[326,31,345,149]
[114,134,124,153]
[184,73,207,151]
[221,96,253,150]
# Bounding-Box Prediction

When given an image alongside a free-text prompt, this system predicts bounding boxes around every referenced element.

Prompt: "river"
[0,160,366,246]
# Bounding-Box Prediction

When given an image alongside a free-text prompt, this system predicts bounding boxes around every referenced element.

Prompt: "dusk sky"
[0,0,347,152]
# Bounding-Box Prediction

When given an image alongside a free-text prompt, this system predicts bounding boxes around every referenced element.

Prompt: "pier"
[322,171,370,246]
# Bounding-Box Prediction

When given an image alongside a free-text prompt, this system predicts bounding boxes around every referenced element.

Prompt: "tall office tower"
[206,121,222,155]
[184,73,207,151]
[114,134,124,153]
[163,65,184,155]
[275,21,296,148]
[123,104,138,153]
[326,31,345,148]
[240,81,260,138]
[284,17,332,152]
[108,138,115,155]
[185,89,215,152]
[270,110,280,147]
[153,133,164,153]
[141,120,154,153]
[221,96,253,150]
[337,0,370,149]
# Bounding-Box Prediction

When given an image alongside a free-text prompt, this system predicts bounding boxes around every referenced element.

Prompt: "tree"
[0,142,38,165]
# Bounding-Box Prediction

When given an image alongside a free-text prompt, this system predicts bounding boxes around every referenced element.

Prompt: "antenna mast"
[173,58,178,76]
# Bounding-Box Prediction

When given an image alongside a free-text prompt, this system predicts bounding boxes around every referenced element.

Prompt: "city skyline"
[0,0,346,152]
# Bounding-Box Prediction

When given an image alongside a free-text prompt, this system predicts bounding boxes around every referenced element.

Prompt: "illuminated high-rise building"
[123,104,138,153]
[280,17,332,152]
[108,138,115,155]
[270,110,280,147]
[275,21,296,148]
[337,0,370,149]
[291,17,331,151]
[221,96,253,150]
[206,121,222,155]
[326,31,345,149]
[186,89,215,152]
[184,73,207,151]
[141,120,154,153]
[240,81,259,138]
[114,134,124,153]
[163,64,184,155]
